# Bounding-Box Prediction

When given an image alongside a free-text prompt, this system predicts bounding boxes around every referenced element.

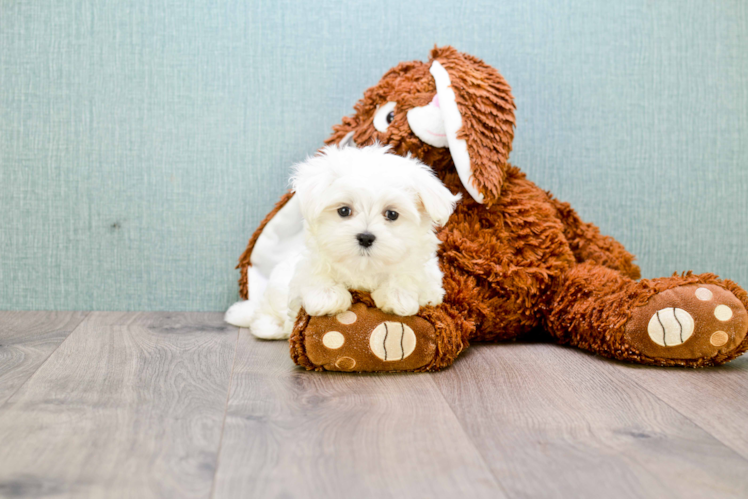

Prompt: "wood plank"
[211,330,505,498]
[614,354,748,461]
[0,311,88,405]
[433,342,748,498]
[0,312,237,498]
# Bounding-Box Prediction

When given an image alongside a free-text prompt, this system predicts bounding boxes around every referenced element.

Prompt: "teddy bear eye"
[373,102,397,132]
[337,206,352,217]
[384,210,399,221]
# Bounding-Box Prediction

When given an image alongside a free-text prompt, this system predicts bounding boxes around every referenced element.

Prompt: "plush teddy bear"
[236,46,748,372]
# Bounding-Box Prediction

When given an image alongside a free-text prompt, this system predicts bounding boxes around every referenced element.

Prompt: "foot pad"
[627,285,748,361]
[300,302,437,372]
[647,307,694,347]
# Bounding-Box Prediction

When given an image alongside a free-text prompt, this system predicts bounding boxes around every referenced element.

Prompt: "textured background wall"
[1,0,746,311]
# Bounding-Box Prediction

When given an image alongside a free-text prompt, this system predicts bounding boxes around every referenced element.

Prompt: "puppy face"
[292,145,460,271]
[325,46,516,205]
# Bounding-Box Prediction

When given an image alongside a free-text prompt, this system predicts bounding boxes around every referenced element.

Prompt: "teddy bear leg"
[289,291,469,372]
[545,263,748,366]
[550,198,641,280]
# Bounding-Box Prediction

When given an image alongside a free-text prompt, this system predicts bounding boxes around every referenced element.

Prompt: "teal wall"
[1,0,747,311]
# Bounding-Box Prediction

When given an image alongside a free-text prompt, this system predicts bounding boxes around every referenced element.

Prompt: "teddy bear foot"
[290,301,439,372]
[625,284,748,365]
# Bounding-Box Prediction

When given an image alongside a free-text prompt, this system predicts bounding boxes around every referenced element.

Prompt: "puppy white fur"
[225,144,460,339]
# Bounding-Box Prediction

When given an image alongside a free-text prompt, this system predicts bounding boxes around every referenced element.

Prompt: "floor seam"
[615,365,748,465]
[0,311,92,409]
[208,325,241,499]
[429,350,514,499]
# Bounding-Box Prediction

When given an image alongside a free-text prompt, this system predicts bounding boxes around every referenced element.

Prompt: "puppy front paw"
[419,286,445,307]
[372,287,420,317]
[224,300,256,327]
[303,286,353,316]
[249,314,290,340]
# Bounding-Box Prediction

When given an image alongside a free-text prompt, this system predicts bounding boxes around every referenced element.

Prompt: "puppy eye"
[373,102,397,132]
[384,210,399,221]
[337,206,352,217]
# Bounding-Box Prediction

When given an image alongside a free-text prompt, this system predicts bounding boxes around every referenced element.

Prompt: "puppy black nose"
[356,232,376,248]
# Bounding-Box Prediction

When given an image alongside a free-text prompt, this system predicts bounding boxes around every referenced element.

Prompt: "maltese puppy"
[225,144,460,339]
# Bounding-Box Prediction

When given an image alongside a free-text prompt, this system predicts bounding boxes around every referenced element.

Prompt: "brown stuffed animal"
[237,46,748,372]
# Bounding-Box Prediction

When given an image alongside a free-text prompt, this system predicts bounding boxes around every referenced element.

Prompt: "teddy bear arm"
[439,202,575,294]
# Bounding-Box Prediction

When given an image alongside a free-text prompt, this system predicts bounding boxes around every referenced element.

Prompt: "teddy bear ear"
[429,47,516,204]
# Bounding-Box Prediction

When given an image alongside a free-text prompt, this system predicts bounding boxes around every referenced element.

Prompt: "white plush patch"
[695,287,713,301]
[647,307,695,347]
[369,321,416,361]
[322,331,345,349]
[249,195,304,295]
[429,61,484,204]
[247,266,268,304]
[407,97,449,148]
[714,305,733,321]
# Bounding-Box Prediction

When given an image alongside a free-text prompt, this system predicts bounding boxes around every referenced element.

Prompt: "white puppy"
[225,144,460,339]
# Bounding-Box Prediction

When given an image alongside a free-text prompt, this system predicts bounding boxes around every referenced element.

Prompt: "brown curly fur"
[240,46,748,370]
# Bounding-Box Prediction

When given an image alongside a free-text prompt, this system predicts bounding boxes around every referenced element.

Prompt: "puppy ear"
[429,46,516,205]
[412,165,462,226]
[291,148,337,222]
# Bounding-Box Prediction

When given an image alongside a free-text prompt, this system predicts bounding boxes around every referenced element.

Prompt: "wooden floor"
[1,312,747,498]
